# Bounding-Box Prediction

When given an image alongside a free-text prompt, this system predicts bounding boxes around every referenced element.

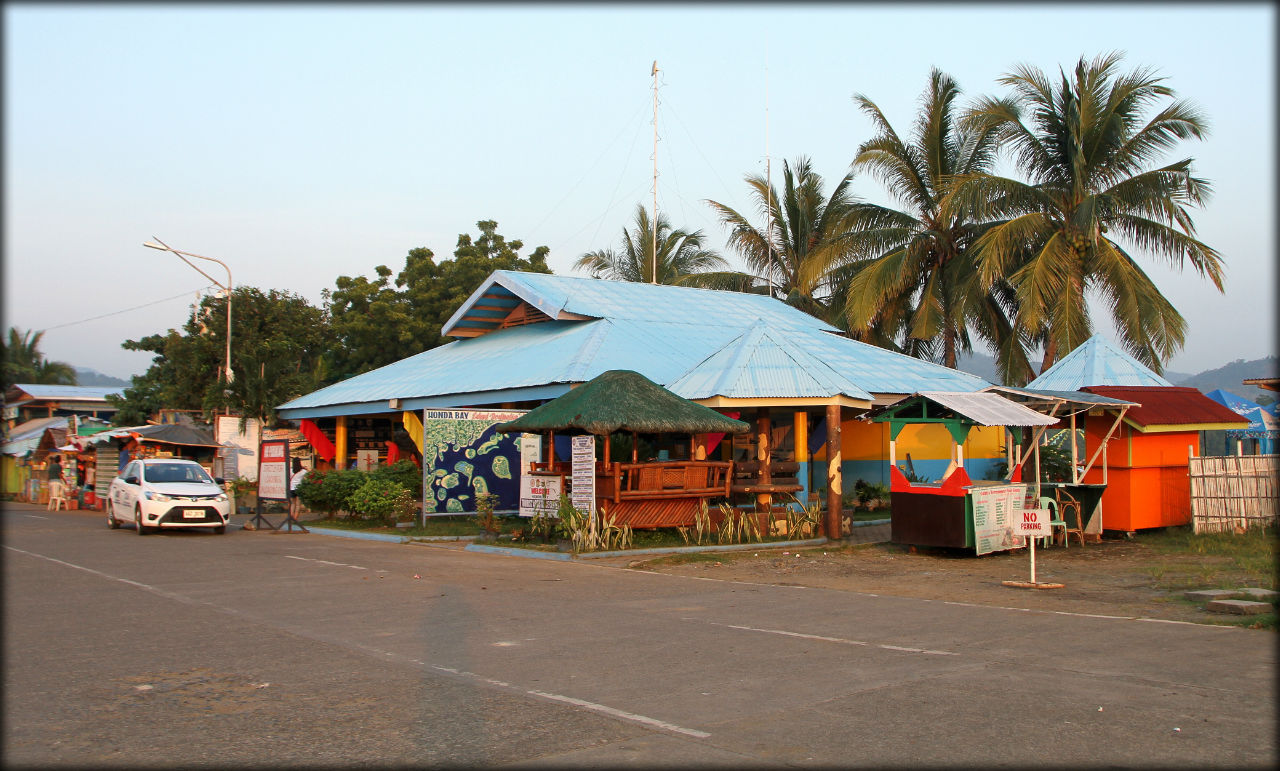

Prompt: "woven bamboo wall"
[1189,454,1279,534]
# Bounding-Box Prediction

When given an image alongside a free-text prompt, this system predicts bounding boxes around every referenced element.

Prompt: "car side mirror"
[214,477,225,486]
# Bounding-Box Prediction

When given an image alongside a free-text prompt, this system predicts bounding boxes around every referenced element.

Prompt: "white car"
[107,458,231,535]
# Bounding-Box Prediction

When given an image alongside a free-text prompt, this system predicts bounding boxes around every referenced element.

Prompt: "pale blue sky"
[5,3,1274,380]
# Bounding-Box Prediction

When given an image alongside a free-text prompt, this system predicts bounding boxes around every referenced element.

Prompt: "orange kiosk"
[1079,386,1248,531]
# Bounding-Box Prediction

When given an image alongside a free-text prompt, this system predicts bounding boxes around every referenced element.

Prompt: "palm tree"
[822,69,1029,378]
[574,204,727,285]
[3,327,77,390]
[705,157,860,320]
[957,52,1222,374]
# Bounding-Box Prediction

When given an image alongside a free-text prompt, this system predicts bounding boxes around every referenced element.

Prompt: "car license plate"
[182,509,205,519]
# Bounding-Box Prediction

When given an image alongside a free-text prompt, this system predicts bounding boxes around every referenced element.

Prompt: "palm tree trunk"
[1039,337,1059,374]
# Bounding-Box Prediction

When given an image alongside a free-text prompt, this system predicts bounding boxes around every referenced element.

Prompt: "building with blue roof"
[278,271,996,514]
[4,384,122,429]
[1026,335,1174,391]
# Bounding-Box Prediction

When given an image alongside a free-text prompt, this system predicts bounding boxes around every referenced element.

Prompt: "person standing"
[288,458,308,519]
[47,455,63,484]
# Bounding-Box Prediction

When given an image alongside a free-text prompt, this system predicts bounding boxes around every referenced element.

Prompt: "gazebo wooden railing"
[528,459,733,528]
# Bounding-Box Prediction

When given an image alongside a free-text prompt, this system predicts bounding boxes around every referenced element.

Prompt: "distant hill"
[74,367,131,388]
[1175,356,1278,404]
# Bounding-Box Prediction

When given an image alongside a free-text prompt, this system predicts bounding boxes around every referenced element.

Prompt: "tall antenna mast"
[765,48,773,296]
[651,60,659,284]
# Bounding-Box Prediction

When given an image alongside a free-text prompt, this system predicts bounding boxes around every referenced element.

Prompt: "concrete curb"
[302,526,408,544]
[465,543,573,560]
[849,518,891,528]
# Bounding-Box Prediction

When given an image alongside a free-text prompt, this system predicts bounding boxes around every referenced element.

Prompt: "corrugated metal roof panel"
[9,385,123,400]
[1083,386,1249,428]
[1027,335,1173,390]
[918,391,1059,426]
[984,385,1140,407]
[669,321,873,401]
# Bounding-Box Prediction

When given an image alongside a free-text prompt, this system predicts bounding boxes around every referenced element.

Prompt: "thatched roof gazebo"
[495,370,749,436]
[497,370,748,529]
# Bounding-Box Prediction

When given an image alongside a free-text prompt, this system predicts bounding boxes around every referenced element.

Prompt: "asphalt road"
[3,501,1275,768]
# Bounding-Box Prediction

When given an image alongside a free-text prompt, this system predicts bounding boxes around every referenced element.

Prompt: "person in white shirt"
[289,459,308,519]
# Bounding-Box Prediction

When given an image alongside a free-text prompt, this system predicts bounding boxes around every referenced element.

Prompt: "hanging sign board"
[257,440,290,500]
[570,435,596,514]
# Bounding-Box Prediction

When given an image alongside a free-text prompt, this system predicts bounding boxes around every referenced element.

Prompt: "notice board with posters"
[420,409,527,516]
[257,439,290,501]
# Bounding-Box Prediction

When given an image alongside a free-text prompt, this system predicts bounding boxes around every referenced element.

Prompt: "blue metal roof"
[1026,335,1173,391]
[669,321,873,402]
[9,384,122,400]
[280,272,990,418]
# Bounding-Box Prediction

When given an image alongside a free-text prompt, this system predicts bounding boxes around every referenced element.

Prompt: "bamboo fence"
[1188,454,1279,534]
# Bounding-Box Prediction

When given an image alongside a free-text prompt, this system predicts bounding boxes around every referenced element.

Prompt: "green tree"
[574,204,726,285]
[705,157,859,320]
[326,220,552,380]
[110,287,330,425]
[827,70,1029,379]
[3,328,77,391]
[958,52,1222,375]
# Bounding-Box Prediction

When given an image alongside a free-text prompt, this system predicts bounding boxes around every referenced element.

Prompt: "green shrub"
[347,478,413,525]
[296,468,366,516]
[371,460,423,498]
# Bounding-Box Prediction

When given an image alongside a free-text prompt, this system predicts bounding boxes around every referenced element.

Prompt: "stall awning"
[871,391,1059,427]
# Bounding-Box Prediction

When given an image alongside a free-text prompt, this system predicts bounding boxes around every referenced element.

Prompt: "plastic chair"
[46,481,69,511]
[1056,488,1086,547]
[1038,496,1066,548]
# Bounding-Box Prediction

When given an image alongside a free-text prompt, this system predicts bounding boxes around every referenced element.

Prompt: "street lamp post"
[143,238,234,385]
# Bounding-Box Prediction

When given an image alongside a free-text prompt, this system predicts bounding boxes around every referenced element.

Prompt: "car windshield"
[143,463,213,484]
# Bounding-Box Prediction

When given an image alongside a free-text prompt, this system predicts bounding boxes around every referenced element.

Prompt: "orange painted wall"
[1081,415,1199,530]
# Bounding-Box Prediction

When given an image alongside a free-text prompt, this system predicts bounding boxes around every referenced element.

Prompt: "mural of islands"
[422,414,522,514]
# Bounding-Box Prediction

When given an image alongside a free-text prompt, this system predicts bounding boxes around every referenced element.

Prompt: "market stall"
[984,386,1139,540]
[867,391,1057,553]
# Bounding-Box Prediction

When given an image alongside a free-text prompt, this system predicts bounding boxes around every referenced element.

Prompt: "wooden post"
[756,409,772,512]
[694,434,707,461]
[335,416,348,469]
[548,430,556,463]
[631,432,638,463]
[826,404,842,538]
[794,410,809,503]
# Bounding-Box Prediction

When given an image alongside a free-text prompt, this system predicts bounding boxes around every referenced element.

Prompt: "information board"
[520,473,562,518]
[971,483,1026,555]
[257,439,290,500]
[570,435,596,514]
[420,409,525,516]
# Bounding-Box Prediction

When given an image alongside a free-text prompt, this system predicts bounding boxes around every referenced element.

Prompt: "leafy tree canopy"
[326,220,551,380]
[110,287,329,426]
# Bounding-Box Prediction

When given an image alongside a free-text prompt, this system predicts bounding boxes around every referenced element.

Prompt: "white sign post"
[1002,508,1063,589]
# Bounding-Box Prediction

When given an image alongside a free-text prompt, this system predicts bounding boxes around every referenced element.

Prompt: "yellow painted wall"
[824,420,1005,461]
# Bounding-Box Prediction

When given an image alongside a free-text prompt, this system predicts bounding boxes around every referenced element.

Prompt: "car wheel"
[134,507,148,535]
[106,501,121,529]
[213,525,226,534]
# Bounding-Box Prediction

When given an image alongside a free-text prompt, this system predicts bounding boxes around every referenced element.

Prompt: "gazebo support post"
[826,403,842,539]
[756,409,772,513]
[335,417,348,470]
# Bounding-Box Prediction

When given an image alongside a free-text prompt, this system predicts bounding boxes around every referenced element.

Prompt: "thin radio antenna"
[651,60,660,284]
[764,48,773,295]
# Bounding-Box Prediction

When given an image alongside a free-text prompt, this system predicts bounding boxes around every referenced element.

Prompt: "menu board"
[570,435,596,514]
[971,483,1027,555]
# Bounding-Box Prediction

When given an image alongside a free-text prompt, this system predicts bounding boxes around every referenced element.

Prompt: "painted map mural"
[421,410,525,515]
